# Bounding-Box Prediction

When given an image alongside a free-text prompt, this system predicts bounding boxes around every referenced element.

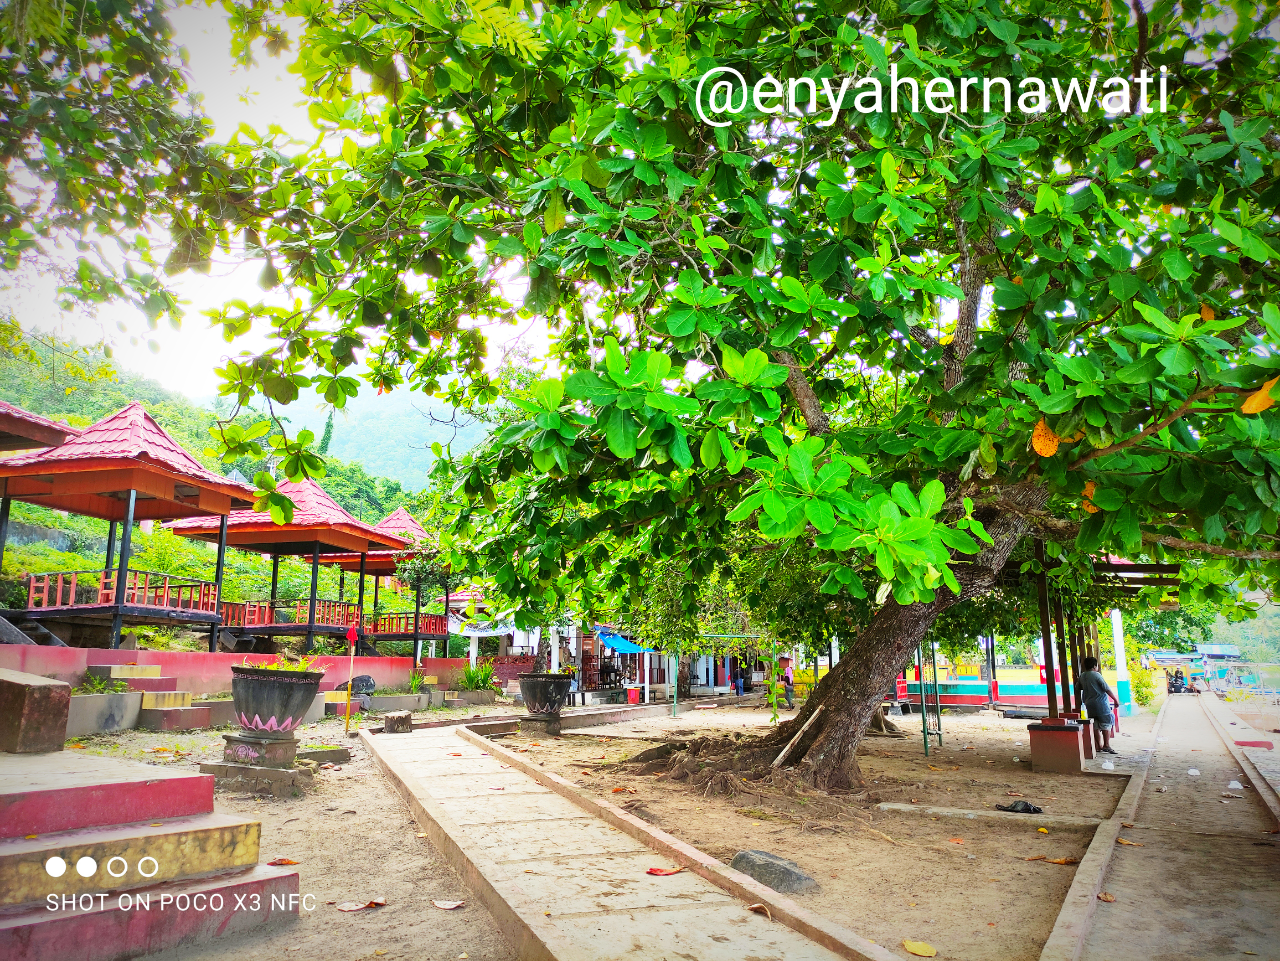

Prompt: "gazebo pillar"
[305,540,320,653]
[357,553,367,635]
[412,586,422,665]
[104,520,117,573]
[1110,609,1132,715]
[208,514,228,653]
[110,490,137,649]
[373,575,379,612]
[0,490,10,569]
[270,554,280,602]
[339,569,345,602]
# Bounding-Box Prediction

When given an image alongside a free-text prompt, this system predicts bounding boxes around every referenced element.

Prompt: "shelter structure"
[0,403,254,647]
[322,506,446,660]
[0,401,80,574]
[167,478,406,652]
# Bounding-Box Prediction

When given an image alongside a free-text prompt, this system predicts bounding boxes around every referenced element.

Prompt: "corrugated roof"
[0,402,251,496]
[376,506,426,541]
[168,477,407,550]
[0,401,80,449]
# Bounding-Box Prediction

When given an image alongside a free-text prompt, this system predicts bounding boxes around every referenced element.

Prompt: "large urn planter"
[230,664,324,739]
[518,673,572,735]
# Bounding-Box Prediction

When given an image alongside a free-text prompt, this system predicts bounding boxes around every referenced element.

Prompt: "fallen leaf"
[1006,791,1024,797]
[1024,855,1047,862]
[267,857,299,865]
[375,952,387,957]
[432,900,465,910]
[1097,892,1116,902]
[150,823,163,827]
[1038,827,1049,834]
[66,743,86,749]
[488,786,505,791]
[948,838,964,844]
[1122,822,1134,828]
[447,753,462,757]
[1116,839,1143,846]
[903,940,938,957]
[459,955,469,959]
[1046,857,1079,865]
[24,835,37,840]
[1223,793,1245,799]
[746,903,772,920]
[611,787,631,794]
[416,833,428,838]
[928,764,941,771]
[336,898,387,912]
[646,867,686,876]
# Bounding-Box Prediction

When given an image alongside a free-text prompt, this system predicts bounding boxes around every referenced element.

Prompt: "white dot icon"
[45,856,67,878]
[75,856,97,878]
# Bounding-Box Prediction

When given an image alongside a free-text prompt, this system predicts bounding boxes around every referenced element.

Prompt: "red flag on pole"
[346,624,358,645]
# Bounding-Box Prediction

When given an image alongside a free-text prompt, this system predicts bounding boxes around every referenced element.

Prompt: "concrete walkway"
[1079,695,1280,960]
[364,724,850,961]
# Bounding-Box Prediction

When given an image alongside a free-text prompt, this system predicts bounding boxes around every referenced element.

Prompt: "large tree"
[90,0,1280,787]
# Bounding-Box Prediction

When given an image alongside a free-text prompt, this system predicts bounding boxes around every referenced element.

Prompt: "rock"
[729,850,819,894]
[350,674,377,694]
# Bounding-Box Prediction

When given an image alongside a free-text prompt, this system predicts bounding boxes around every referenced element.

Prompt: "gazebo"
[322,506,447,660]
[166,478,406,651]
[0,402,255,647]
[0,400,80,566]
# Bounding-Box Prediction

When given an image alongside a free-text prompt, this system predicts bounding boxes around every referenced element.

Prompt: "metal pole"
[1034,540,1060,719]
[209,514,228,653]
[110,490,136,649]
[104,519,116,573]
[1053,595,1072,712]
[306,540,319,653]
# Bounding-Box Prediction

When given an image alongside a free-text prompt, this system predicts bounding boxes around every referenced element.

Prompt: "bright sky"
[4,5,547,405]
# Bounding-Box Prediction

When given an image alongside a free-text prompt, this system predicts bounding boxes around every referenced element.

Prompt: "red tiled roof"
[168,477,407,550]
[0,401,80,449]
[375,507,426,541]
[0,402,252,497]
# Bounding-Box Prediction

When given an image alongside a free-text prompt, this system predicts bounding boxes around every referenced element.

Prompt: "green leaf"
[1157,343,1196,376]
[805,499,836,533]
[700,429,723,468]
[605,407,638,458]
[918,479,945,517]
[1163,249,1194,282]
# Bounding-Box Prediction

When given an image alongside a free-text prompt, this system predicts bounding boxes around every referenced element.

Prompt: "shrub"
[73,674,129,695]
[458,662,498,692]
[1129,661,1154,706]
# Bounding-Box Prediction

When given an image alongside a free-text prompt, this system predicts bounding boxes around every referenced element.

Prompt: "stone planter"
[367,694,427,713]
[518,673,572,735]
[230,665,324,740]
[66,692,142,738]
[454,689,497,706]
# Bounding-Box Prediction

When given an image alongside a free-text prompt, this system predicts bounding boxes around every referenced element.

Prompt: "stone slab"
[139,691,192,710]
[198,762,312,799]
[66,693,142,739]
[0,753,214,839]
[87,665,161,679]
[137,706,210,732]
[0,668,70,753]
[123,676,178,693]
[296,747,350,764]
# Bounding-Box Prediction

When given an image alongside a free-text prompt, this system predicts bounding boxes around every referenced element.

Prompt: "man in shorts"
[1078,656,1121,754]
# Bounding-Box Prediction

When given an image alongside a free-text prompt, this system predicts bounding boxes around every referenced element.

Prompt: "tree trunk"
[772,482,1048,790]
[677,655,692,699]
[532,630,551,673]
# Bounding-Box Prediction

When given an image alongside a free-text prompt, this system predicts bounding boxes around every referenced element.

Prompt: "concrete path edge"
[874,802,1101,830]
[1037,698,1170,961]
[1197,694,1280,826]
[455,724,901,961]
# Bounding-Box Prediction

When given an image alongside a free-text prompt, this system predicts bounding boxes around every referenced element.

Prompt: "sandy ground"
[70,708,520,961]
[492,705,1158,961]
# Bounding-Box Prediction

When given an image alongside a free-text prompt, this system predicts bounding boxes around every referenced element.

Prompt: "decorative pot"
[230,665,324,739]
[518,673,573,718]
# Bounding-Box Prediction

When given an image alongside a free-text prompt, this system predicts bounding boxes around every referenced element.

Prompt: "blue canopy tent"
[592,627,661,701]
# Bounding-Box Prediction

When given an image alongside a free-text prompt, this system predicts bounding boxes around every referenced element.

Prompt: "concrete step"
[0,754,213,839]
[124,676,178,693]
[0,863,299,961]
[0,813,261,907]
[192,699,237,726]
[86,665,161,679]
[137,706,210,731]
[139,691,192,709]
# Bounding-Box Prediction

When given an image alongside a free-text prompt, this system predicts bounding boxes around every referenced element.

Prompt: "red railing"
[363,612,448,635]
[293,599,360,627]
[220,601,276,628]
[28,570,217,613]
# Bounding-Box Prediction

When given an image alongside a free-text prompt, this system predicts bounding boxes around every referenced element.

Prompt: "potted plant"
[231,656,326,739]
[518,664,574,734]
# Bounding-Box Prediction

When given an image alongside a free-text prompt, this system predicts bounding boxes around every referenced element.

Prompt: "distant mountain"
[277,390,488,490]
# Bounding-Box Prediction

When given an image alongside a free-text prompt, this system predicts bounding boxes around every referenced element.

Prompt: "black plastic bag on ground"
[995,799,1044,814]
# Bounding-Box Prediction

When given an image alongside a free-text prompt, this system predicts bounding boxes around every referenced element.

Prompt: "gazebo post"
[306,540,320,653]
[357,552,367,635]
[373,575,379,611]
[110,489,137,649]
[208,514,228,653]
[412,586,422,665]
[270,554,280,622]
[0,491,10,569]
[339,569,345,602]
[1053,595,1072,712]
[1068,607,1084,713]
[1034,541,1059,718]
[104,520,117,573]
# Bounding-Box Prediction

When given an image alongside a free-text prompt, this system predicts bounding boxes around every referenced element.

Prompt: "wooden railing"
[220,601,277,628]
[293,599,360,627]
[363,612,448,636]
[28,570,218,613]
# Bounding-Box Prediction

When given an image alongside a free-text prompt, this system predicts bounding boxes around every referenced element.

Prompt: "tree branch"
[773,349,831,435]
[1142,533,1280,561]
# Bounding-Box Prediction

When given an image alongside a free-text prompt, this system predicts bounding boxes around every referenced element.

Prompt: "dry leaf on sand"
[1098,892,1116,902]
[746,903,772,920]
[1117,838,1144,846]
[267,857,299,865]
[903,940,938,957]
[336,898,387,912]
[1046,857,1079,865]
[646,867,686,876]
[432,900,466,910]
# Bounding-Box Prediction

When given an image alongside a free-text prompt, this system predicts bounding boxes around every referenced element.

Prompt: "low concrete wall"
[66,692,142,738]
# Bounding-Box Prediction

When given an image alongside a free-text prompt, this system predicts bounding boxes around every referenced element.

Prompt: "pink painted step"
[137,706,211,731]
[124,676,179,693]
[0,753,213,839]
[0,864,299,961]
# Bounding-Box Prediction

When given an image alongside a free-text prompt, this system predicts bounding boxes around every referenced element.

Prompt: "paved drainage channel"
[361,723,894,961]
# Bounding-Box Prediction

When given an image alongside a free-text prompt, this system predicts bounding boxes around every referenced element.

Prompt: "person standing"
[1078,656,1121,754]
[783,659,796,710]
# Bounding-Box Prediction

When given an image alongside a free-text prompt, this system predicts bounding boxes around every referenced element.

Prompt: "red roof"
[167,477,407,553]
[0,402,253,508]
[0,401,80,452]
[376,507,426,542]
